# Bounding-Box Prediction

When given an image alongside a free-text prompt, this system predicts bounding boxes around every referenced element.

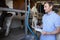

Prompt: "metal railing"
[0,7,26,13]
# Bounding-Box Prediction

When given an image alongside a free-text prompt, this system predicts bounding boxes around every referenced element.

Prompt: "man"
[40,2,60,40]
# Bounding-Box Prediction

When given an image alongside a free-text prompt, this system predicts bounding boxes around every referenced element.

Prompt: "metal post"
[25,0,27,36]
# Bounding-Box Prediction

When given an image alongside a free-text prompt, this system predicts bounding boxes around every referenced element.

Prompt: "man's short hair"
[44,1,54,6]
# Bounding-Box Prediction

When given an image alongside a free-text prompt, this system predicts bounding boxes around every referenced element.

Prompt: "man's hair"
[44,1,54,6]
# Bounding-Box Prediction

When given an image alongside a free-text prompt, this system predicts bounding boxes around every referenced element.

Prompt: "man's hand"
[41,31,47,35]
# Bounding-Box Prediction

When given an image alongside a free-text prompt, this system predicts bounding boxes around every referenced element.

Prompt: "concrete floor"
[0,28,25,40]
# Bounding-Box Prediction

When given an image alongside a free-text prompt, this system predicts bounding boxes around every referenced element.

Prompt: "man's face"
[44,3,52,13]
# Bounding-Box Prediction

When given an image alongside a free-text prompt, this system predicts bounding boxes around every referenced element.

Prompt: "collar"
[47,11,55,15]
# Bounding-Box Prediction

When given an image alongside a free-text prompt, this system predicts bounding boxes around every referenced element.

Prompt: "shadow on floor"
[0,27,25,40]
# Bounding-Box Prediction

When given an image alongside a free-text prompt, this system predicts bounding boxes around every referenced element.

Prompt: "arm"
[47,27,60,35]
[47,16,60,35]
[41,27,60,35]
